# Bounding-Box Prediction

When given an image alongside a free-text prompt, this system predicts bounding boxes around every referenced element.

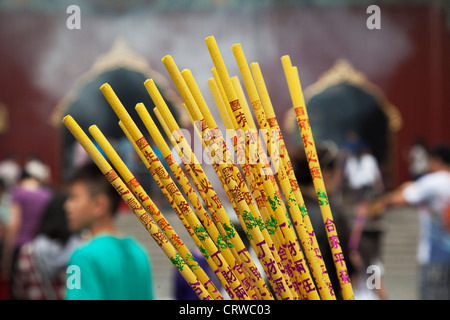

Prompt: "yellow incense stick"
[205,36,238,103]
[208,78,235,132]
[281,55,354,300]
[231,76,256,130]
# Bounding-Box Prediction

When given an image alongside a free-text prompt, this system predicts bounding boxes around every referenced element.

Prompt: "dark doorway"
[306,82,389,166]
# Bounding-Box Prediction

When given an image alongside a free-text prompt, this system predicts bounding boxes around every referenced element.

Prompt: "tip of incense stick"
[161,55,172,64]
[62,115,73,126]
[281,55,292,65]
[231,43,241,50]
[99,83,111,91]
[135,102,145,111]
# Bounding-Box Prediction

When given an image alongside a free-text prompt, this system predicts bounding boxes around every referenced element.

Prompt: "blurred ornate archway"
[50,37,185,182]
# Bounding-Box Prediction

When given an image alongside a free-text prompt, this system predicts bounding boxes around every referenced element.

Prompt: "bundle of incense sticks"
[62,35,354,300]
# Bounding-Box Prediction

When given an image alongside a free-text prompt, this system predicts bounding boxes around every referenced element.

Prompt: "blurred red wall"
[0,4,448,187]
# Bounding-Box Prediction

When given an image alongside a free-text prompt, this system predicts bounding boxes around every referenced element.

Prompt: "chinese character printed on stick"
[297,118,310,131]
[310,166,321,180]
[317,189,329,206]
[329,234,340,249]
[302,133,313,147]
[170,253,185,271]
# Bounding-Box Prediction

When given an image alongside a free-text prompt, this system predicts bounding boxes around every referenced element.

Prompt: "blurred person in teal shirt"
[64,162,154,300]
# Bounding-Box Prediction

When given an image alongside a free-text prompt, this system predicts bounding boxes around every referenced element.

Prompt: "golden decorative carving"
[284,59,402,134]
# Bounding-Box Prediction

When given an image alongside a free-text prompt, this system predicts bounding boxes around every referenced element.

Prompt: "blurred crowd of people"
[0,154,154,300]
[0,154,66,299]
[0,135,449,300]
[291,137,386,300]
[290,135,450,300]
